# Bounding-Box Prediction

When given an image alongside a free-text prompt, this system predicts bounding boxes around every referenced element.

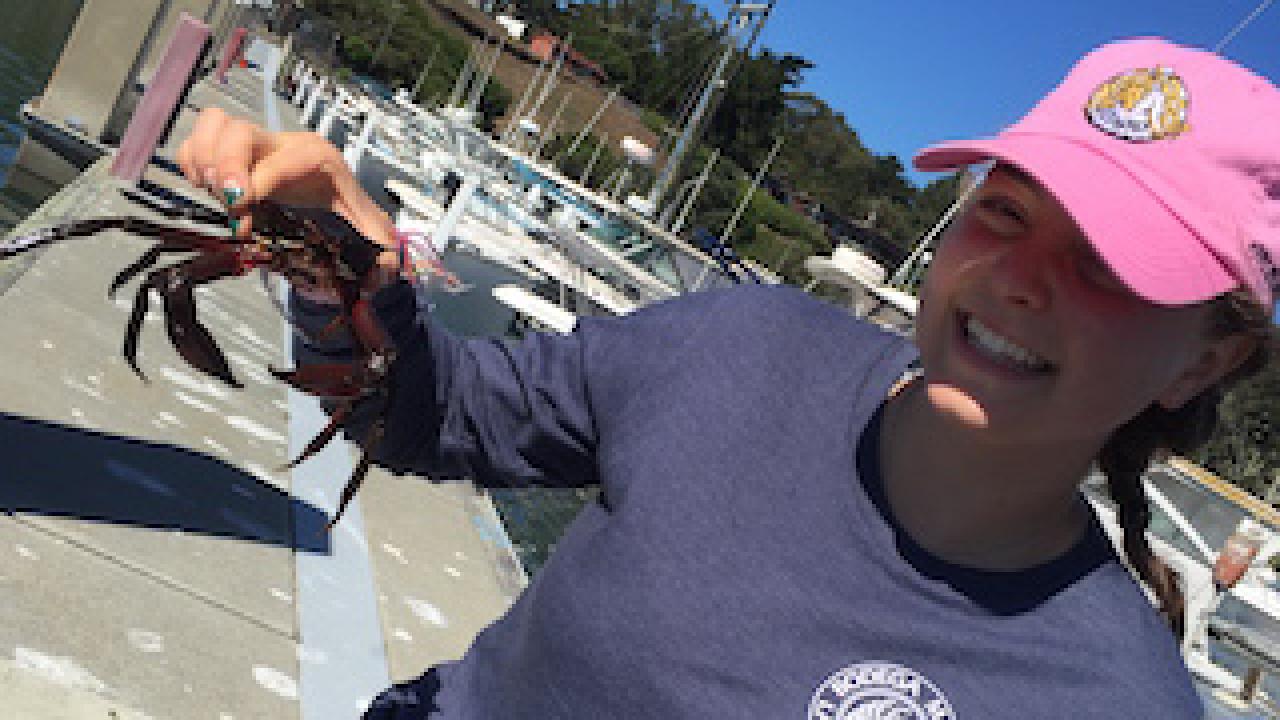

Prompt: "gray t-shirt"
[304,281,1201,718]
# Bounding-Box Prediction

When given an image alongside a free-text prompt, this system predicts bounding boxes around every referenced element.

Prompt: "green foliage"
[510,1,962,267]
[303,0,511,128]
[543,131,625,187]
[1193,355,1280,498]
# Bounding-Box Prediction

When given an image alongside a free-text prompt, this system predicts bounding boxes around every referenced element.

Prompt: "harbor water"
[0,0,82,230]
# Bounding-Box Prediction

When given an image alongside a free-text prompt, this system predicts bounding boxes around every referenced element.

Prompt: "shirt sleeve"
[289,280,600,489]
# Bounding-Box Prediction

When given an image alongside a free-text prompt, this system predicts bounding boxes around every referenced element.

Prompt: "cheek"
[1066,313,1197,411]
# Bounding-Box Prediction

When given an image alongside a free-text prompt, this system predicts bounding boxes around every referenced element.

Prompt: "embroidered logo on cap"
[1085,67,1190,142]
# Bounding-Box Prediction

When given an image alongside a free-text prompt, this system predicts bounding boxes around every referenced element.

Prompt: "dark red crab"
[0,192,400,527]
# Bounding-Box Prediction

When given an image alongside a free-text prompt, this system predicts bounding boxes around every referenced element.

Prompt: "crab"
[0,188,420,527]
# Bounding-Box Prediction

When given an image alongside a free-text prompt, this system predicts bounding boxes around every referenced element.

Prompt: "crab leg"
[109,230,240,297]
[1,218,127,256]
[120,188,229,227]
[328,419,387,530]
[1,217,235,258]
[279,401,352,471]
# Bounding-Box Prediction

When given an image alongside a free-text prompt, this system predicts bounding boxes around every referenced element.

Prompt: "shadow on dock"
[0,411,330,554]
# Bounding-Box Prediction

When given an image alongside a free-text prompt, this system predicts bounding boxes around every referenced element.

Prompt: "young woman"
[178,37,1277,718]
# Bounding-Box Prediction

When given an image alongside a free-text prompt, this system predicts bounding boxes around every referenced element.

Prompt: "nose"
[988,241,1052,311]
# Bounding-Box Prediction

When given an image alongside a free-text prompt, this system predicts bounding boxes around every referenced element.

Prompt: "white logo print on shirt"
[808,662,955,719]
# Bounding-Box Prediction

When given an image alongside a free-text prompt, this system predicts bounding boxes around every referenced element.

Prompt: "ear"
[1155,333,1258,411]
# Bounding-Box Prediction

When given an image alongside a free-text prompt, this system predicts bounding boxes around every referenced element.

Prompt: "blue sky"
[699,0,1280,321]
[701,1,1280,186]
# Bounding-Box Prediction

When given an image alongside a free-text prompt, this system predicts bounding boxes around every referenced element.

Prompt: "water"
[421,250,596,576]
[0,0,83,229]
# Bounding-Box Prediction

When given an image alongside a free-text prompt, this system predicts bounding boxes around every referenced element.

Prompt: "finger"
[180,107,230,191]
[212,118,272,235]
[243,132,332,208]
[212,117,268,205]
[245,134,394,247]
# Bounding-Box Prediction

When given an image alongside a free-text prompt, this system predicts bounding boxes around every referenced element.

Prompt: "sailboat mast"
[644,2,774,213]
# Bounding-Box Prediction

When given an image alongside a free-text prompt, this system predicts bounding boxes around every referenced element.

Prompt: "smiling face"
[913,165,1224,452]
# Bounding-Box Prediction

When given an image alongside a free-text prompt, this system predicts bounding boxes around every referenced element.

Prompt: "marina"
[0,2,1277,717]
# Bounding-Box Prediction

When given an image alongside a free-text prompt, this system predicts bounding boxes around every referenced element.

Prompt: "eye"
[973,194,1028,234]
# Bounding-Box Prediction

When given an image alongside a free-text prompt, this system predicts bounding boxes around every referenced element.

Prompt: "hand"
[175,108,401,300]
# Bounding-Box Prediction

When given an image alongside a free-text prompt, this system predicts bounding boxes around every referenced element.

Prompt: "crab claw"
[269,364,366,398]
[155,253,245,388]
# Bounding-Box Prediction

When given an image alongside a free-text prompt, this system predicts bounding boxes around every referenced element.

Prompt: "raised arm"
[291,281,601,489]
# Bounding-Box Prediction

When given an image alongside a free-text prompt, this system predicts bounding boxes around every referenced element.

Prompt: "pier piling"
[109,14,212,183]
[215,27,249,84]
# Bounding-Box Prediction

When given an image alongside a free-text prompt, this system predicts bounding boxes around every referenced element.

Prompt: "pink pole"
[216,27,249,84]
[110,13,212,184]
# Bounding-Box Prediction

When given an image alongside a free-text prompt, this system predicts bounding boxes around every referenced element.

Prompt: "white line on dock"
[259,54,390,716]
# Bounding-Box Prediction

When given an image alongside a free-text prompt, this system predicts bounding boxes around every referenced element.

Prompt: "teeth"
[965,316,1049,371]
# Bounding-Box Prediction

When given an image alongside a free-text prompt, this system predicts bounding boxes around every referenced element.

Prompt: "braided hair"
[1096,290,1277,638]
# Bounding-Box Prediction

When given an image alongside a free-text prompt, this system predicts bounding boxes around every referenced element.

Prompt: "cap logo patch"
[1084,67,1190,142]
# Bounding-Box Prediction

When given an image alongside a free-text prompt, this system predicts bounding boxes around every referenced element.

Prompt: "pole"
[502,53,549,143]
[646,2,772,210]
[524,34,570,127]
[581,132,606,185]
[411,46,439,102]
[660,178,695,230]
[535,90,573,158]
[558,86,618,161]
[466,34,506,114]
[668,148,718,234]
[888,171,982,287]
[719,134,784,245]
[447,41,479,108]
[612,166,631,200]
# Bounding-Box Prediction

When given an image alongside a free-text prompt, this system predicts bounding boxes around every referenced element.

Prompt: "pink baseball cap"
[914,37,1280,309]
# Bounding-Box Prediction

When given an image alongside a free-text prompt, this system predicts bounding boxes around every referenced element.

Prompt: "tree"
[1194,356,1280,498]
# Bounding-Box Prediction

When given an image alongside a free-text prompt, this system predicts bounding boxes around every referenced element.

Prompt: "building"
[528,32,609,86]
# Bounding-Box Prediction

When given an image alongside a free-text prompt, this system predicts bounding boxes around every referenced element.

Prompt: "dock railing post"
[292,68,312,107]
[215,27,248,83]
[316,88,347,142]
[343,104,379,174]
[271,32,293,94]
[302,77,328,127]
[110,13,212,184]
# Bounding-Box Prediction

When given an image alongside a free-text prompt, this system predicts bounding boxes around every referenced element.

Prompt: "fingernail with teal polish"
[223,186,244,233]
[222,185,244,207]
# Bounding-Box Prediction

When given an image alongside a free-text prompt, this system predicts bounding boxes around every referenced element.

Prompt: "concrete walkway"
[0,45,524,719]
